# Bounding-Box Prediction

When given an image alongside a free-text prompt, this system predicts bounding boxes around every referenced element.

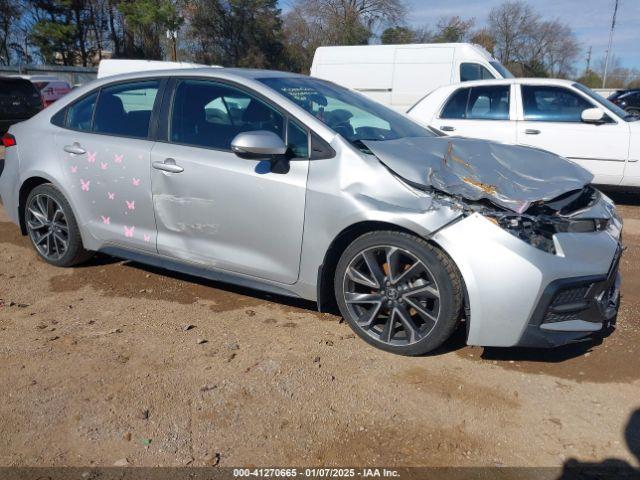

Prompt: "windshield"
[258,76,434,146]
[489,61,514,79]
[573,82,638,122]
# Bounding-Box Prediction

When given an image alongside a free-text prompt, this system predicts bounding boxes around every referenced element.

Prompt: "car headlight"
[483,213,610,255]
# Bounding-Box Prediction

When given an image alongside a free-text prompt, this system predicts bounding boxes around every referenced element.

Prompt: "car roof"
[96,67,307,85]
[439,77,577,90]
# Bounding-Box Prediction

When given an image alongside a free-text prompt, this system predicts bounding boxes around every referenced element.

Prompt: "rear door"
[54,79,163,251]
[515,84,629,185]
[435,84,517,143]
[150,78,309,284]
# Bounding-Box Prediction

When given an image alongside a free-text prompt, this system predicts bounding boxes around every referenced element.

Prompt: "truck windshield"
[258,76,434,146]
[489,61,514,79]
[573,82,638,122]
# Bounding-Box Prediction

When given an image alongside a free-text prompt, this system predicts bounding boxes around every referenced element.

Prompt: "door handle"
[152,158,184,173]
[524,129,541,135]
[63,142,86,155]
[440,125,455,132]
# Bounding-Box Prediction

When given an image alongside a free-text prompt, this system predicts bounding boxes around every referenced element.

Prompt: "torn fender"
[363,136,594,213]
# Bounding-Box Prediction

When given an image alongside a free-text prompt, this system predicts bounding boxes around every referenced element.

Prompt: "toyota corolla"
[0,68,623,355]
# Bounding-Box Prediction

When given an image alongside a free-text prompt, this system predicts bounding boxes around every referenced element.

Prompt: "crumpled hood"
[363,136,594,213]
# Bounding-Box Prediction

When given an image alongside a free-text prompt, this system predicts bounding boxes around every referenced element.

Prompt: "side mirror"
[581,107,606,124]
[231,130,287,158]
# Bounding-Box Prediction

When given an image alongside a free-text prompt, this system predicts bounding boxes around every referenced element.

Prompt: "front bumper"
[432,199,622,348]
[516,248,621,348]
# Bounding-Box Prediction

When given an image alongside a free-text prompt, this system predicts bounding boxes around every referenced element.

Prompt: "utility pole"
[602,0,619,88]
[166,30,178,62]
[586,46,592,73]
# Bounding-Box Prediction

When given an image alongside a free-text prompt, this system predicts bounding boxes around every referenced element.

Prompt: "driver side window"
[170,80,285,151]
[522,85,594,122]
[169,79,309,158]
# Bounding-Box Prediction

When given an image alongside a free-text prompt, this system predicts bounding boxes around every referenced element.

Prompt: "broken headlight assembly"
[482,212,610,255]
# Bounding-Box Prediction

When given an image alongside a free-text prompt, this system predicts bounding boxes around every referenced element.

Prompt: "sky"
[403,0,640,70]
[280,0,640,71]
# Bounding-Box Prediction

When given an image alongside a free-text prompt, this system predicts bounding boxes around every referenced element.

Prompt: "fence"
[0,64,97,86]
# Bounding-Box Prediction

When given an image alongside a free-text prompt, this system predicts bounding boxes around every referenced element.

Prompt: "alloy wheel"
[342,245,441,346]
[26,193,69,261]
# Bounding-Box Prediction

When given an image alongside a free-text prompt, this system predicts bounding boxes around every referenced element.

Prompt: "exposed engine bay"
[363,136,621,254]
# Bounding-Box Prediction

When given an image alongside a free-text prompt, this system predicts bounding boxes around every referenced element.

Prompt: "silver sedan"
[0,68,622,355]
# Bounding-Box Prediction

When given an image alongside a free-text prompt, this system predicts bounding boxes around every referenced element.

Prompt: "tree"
[381,26,415,44]
[433,15,474,43]
[0,0,21,65]
[469,28,495,55]
[188,0,284,68]
[576,69,603,89]
[487,1,579,78]
[281,0,405,73]
[117,0,183,60]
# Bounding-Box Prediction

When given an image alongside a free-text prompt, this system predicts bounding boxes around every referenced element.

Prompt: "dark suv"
[609,89,640,115]
[0,77,43,134]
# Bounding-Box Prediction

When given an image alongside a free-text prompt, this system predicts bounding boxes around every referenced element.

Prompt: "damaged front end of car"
[363,136,623,348]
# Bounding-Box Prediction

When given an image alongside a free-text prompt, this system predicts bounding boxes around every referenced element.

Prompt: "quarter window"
[170,79,286,152]
[93,80,160,138]
[66,91,98,131]
[522,85,594,122]
[460,63,495,82]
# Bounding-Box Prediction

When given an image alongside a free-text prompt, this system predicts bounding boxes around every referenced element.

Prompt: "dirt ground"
[0,178,639,468]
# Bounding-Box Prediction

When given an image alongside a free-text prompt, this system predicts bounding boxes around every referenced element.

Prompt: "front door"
[516,84,629,186]
[55,79,161,251]
[150,79,309,284]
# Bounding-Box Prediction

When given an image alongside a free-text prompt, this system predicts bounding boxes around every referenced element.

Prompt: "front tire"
[24,183,92,267]
[334,231,463,356]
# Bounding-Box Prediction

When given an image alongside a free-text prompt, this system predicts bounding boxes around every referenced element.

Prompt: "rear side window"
[467,85,510,120]
[93,80,160,138]
[66,91,98,131]
[460,63,495,82]
[170,79,284,151]
[440,85,510,120]
[522,85,594,122]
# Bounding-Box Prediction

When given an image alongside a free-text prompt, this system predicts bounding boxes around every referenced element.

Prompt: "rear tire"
[24,183,93,267]
[334,231,463,356]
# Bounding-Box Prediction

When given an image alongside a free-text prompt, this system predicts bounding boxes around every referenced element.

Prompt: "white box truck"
[310,43,513,111]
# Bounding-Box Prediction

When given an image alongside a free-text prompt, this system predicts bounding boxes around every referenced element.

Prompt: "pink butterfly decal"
[126,200,135,210]
[143,234,151,242]
[70,165,78,174]
[100,162,108,170]
[80,179,90,192]
[132,178,141,187]
[87,151,96,163]
[101,216,110,225]
[124,226,135,238]
[114,154,123,164]
[107,192,115,200]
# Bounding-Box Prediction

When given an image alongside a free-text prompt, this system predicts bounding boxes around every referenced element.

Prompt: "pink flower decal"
[107,192,115,200]
[101,216,110,225]
[132,178,141,187]
[70,165,78,174]
[80,179,90,192]
[126,200,135,210]
[114,154,123,164]
[143,234,151,242]
[124,226,135,238]
[87,151,96,163]
[100,162,108,170]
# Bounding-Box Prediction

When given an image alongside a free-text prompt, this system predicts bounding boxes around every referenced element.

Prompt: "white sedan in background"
[407,78,640,187]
